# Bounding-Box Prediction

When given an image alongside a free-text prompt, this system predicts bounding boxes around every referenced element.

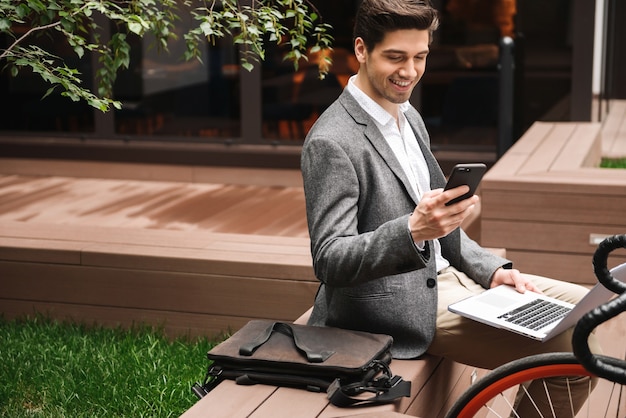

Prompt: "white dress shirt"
[347,76,450,272]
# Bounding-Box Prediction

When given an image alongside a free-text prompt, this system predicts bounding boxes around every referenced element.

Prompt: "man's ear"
[354,37,367,64]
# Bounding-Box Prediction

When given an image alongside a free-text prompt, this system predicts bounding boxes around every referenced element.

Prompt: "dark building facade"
[1,0,623,170]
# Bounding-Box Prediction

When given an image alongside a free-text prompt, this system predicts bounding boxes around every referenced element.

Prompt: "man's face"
[354,29,430,114]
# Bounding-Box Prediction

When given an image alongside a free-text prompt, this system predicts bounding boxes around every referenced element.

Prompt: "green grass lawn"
[0,315,220,418]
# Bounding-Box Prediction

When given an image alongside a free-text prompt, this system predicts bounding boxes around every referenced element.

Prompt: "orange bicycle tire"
[447,353,595,418]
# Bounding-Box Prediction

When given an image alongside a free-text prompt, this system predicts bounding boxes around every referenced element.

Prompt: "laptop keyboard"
[498,299,572,331]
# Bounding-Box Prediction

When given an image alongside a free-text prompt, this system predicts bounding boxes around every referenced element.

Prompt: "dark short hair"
[353,0,440,51]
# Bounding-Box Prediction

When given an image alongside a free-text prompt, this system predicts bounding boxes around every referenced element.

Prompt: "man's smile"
[390,79,412,88]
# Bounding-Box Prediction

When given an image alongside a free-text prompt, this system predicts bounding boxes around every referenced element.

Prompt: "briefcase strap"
[327,360,412,407]
[328,377,412,407]
[239,322,334,363]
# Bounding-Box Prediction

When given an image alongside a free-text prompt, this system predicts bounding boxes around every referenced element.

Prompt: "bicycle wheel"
[445,352,626,418]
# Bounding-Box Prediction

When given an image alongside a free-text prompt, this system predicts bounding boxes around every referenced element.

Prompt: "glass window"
[260,0,356,142]
[1,0,597,168]
[261,47,352,141]
[421,0,516,151]
[0,25,95,133]
[113,10,241,139]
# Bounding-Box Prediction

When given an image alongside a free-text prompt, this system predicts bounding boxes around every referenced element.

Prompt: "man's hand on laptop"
[490,267,543,294]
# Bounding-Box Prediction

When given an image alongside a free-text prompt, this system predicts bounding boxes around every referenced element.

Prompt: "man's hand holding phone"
[409,163,486,243]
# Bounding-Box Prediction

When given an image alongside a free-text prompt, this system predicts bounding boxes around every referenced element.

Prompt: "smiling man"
[300,1,601,417]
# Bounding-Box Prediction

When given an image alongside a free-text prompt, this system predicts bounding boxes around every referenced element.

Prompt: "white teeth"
[391,80,411,87]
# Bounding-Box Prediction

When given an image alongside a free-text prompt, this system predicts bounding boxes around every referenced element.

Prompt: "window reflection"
[0,0,586,163]
[113,10,241,138]
[421,0,517,150]
[261,47,355,141]
[0,26,94,133]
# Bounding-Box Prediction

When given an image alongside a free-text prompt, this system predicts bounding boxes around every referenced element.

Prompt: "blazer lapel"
[405,108,446,190]
[339,91,421,203]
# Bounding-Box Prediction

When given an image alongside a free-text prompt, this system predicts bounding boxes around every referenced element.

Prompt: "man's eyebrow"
[381,48,429,55]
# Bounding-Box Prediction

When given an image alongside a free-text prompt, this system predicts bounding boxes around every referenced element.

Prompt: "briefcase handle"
[239,322,335,363]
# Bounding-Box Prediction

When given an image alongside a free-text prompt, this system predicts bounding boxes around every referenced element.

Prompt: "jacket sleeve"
[457,228,512,288]
[301,135,429,288]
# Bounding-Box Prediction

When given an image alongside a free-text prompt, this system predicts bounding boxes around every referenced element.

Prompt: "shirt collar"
[347,75,410,126]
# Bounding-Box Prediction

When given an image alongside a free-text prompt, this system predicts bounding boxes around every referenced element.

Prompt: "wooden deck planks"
[481,101,626,284]
[0,169,315,337]
[0,174,308,236]
[577,310,626,417]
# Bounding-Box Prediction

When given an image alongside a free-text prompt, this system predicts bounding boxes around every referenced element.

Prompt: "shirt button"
[427,278,436,288]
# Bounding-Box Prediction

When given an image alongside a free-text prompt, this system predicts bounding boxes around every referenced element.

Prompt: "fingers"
[493,268,543,294]
[514,281,542,294]
[441,185,471,206]
[518,280,543,294]
[421,187,478,213]
[409,194,478,242]
[507,270,542,294]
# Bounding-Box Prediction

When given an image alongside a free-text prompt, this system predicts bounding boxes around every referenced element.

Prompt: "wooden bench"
[480,102,626,285]
[0,165,317,336]
[0,221,320,338]
[180,308,488,418]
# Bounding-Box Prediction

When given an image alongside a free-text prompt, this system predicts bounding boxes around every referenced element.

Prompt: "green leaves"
[0,0,334,111]
[186,0,334,77]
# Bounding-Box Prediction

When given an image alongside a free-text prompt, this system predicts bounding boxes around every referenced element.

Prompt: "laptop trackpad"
[477,291,520,309]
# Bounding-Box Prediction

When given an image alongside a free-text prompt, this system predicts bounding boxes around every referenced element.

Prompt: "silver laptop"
[448,263,626,341]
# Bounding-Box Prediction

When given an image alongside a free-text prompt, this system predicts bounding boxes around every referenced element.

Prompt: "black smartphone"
[443,163,487,206]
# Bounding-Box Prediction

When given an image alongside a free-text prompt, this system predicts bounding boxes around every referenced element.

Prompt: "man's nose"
[399,61,417,78]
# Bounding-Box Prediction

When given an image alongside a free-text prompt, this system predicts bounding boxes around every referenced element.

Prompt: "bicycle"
[445,234,626,418]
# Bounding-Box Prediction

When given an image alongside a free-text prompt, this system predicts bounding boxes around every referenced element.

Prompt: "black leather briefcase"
[193,319,411,407]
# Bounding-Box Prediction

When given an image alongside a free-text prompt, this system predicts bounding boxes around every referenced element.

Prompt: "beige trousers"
[428,267,602,417]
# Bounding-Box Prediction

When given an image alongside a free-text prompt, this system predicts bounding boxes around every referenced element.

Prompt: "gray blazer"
[301,89,510,359]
